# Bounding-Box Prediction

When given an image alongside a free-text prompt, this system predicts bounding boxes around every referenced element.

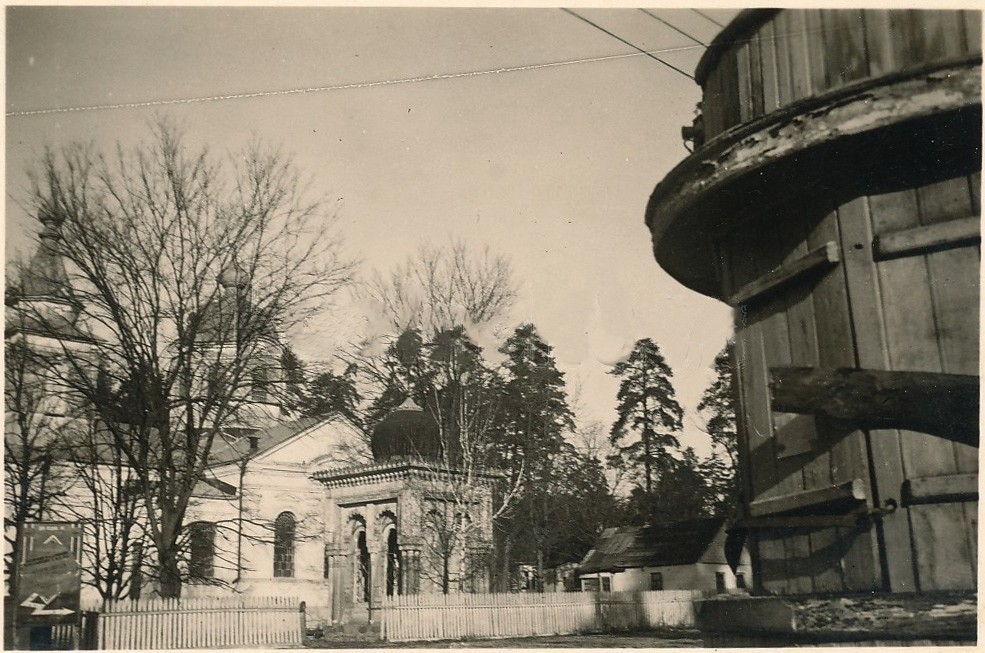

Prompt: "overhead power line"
[692,9,726,29]
[561,8,695,80]
[639,9,706,46]
[7,44,705,118]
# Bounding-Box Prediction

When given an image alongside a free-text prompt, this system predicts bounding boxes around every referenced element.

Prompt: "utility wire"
[7,44,705,118]
[639,9,706,46]
[561,8,695,80]
[692,9,725,29]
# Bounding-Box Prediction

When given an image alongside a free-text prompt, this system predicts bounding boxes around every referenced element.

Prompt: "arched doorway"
[385,528,401,597]
[355,530,370,603]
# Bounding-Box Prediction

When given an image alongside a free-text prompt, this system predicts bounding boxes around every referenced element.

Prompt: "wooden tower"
[647,9,980,602]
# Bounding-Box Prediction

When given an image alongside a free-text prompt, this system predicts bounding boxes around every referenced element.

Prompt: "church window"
[273,511,296,578]
[188,522,215,579]
[251,368,269,402]
[650,571,663,591]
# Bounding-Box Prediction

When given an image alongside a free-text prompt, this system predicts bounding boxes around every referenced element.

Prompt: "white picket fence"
[379,590,709,642]
[85,596,303,650]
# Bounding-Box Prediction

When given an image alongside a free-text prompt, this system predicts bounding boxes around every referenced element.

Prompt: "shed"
[577,518,751,594]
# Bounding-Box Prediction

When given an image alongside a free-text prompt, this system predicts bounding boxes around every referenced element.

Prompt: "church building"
[5,208,496,629]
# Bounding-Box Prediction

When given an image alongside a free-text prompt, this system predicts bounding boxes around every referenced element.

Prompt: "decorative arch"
[376,509,398,542]
[348,513,370,603]
[377,510,401,597]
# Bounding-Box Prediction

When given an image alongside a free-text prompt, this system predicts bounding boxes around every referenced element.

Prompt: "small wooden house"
[577,518,752,594]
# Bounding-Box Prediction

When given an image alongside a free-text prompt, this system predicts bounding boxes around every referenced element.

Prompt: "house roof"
[207,416,324,465]
[578,517,728,574]
[51,416,324,469]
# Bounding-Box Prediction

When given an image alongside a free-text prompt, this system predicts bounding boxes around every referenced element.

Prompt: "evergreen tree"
[608,338,684,495]
[538,442,617,568]
[493,324,575,591]
[622,447,712,524]
[302,365,362,427]
[697,344,739,515]
[278,345,308,417]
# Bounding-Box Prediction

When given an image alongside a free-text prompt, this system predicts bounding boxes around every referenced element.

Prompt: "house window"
[715,571,727,593]
[600,577,611,592]
[189,522,215,579]
[650,571,664,591]
[273,512,296,578]
[582,577,600,592]
[736,572,746,590]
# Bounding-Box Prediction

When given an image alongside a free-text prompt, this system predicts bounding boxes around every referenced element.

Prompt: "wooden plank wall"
[379,590,709,643]
[85,596,303,650]
[721,169,980,594]
[722,202,882,595]
[701,9,982,140]
[859,173,979,591]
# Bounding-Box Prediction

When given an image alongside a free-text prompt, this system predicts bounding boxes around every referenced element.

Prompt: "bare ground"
[305,628,704,648]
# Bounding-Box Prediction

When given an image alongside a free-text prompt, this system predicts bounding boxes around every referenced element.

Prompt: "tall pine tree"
[608,338,684,495]
[493,324,575,591]
[697,344,739,515]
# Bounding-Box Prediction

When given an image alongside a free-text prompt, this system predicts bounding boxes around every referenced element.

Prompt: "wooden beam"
[873,216,980,261]
[728,241,840,306]
[902,473,978,506]
[774,413,817,459]
[732,513,865,531]
[770,367,979,447]
[748,479,866,517]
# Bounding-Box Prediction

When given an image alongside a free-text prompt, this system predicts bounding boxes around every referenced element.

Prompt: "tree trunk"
[157,545,182,598]
[501,536,512,593]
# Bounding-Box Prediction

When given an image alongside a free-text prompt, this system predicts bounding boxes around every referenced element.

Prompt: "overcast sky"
[6,6,738,455]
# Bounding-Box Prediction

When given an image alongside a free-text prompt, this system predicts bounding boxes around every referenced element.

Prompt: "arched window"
[189,522,215,579]
[273,512,296,578]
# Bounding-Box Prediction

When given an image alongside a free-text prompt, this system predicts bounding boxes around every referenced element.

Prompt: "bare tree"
[16,119,355,597]
[353,241,517,438]
[54,419,152,600]
[366,239,516,337]
[3,337,71,597]
[412,328,522,594]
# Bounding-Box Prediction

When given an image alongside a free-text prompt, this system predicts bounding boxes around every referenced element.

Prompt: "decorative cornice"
[311,459,502,489]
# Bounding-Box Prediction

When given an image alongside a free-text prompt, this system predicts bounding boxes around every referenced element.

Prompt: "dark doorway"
[357,531,371,603]
[386,528,401,597]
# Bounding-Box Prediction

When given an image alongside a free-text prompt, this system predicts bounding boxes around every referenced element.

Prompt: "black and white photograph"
[4,5,979,649]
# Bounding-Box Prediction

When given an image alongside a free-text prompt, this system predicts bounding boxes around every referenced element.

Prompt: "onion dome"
[22,207,73,304]
[370,398,441,462]
[9,206,91,342]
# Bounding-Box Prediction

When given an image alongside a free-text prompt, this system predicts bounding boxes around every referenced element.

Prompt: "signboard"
[16,522,83,626]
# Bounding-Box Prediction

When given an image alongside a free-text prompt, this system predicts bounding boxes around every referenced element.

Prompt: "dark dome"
[371,399,441,462]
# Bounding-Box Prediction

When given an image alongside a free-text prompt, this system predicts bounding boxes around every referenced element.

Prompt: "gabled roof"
[50,416,325,468]
[578,517,727,573]
[207,416,323,465]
